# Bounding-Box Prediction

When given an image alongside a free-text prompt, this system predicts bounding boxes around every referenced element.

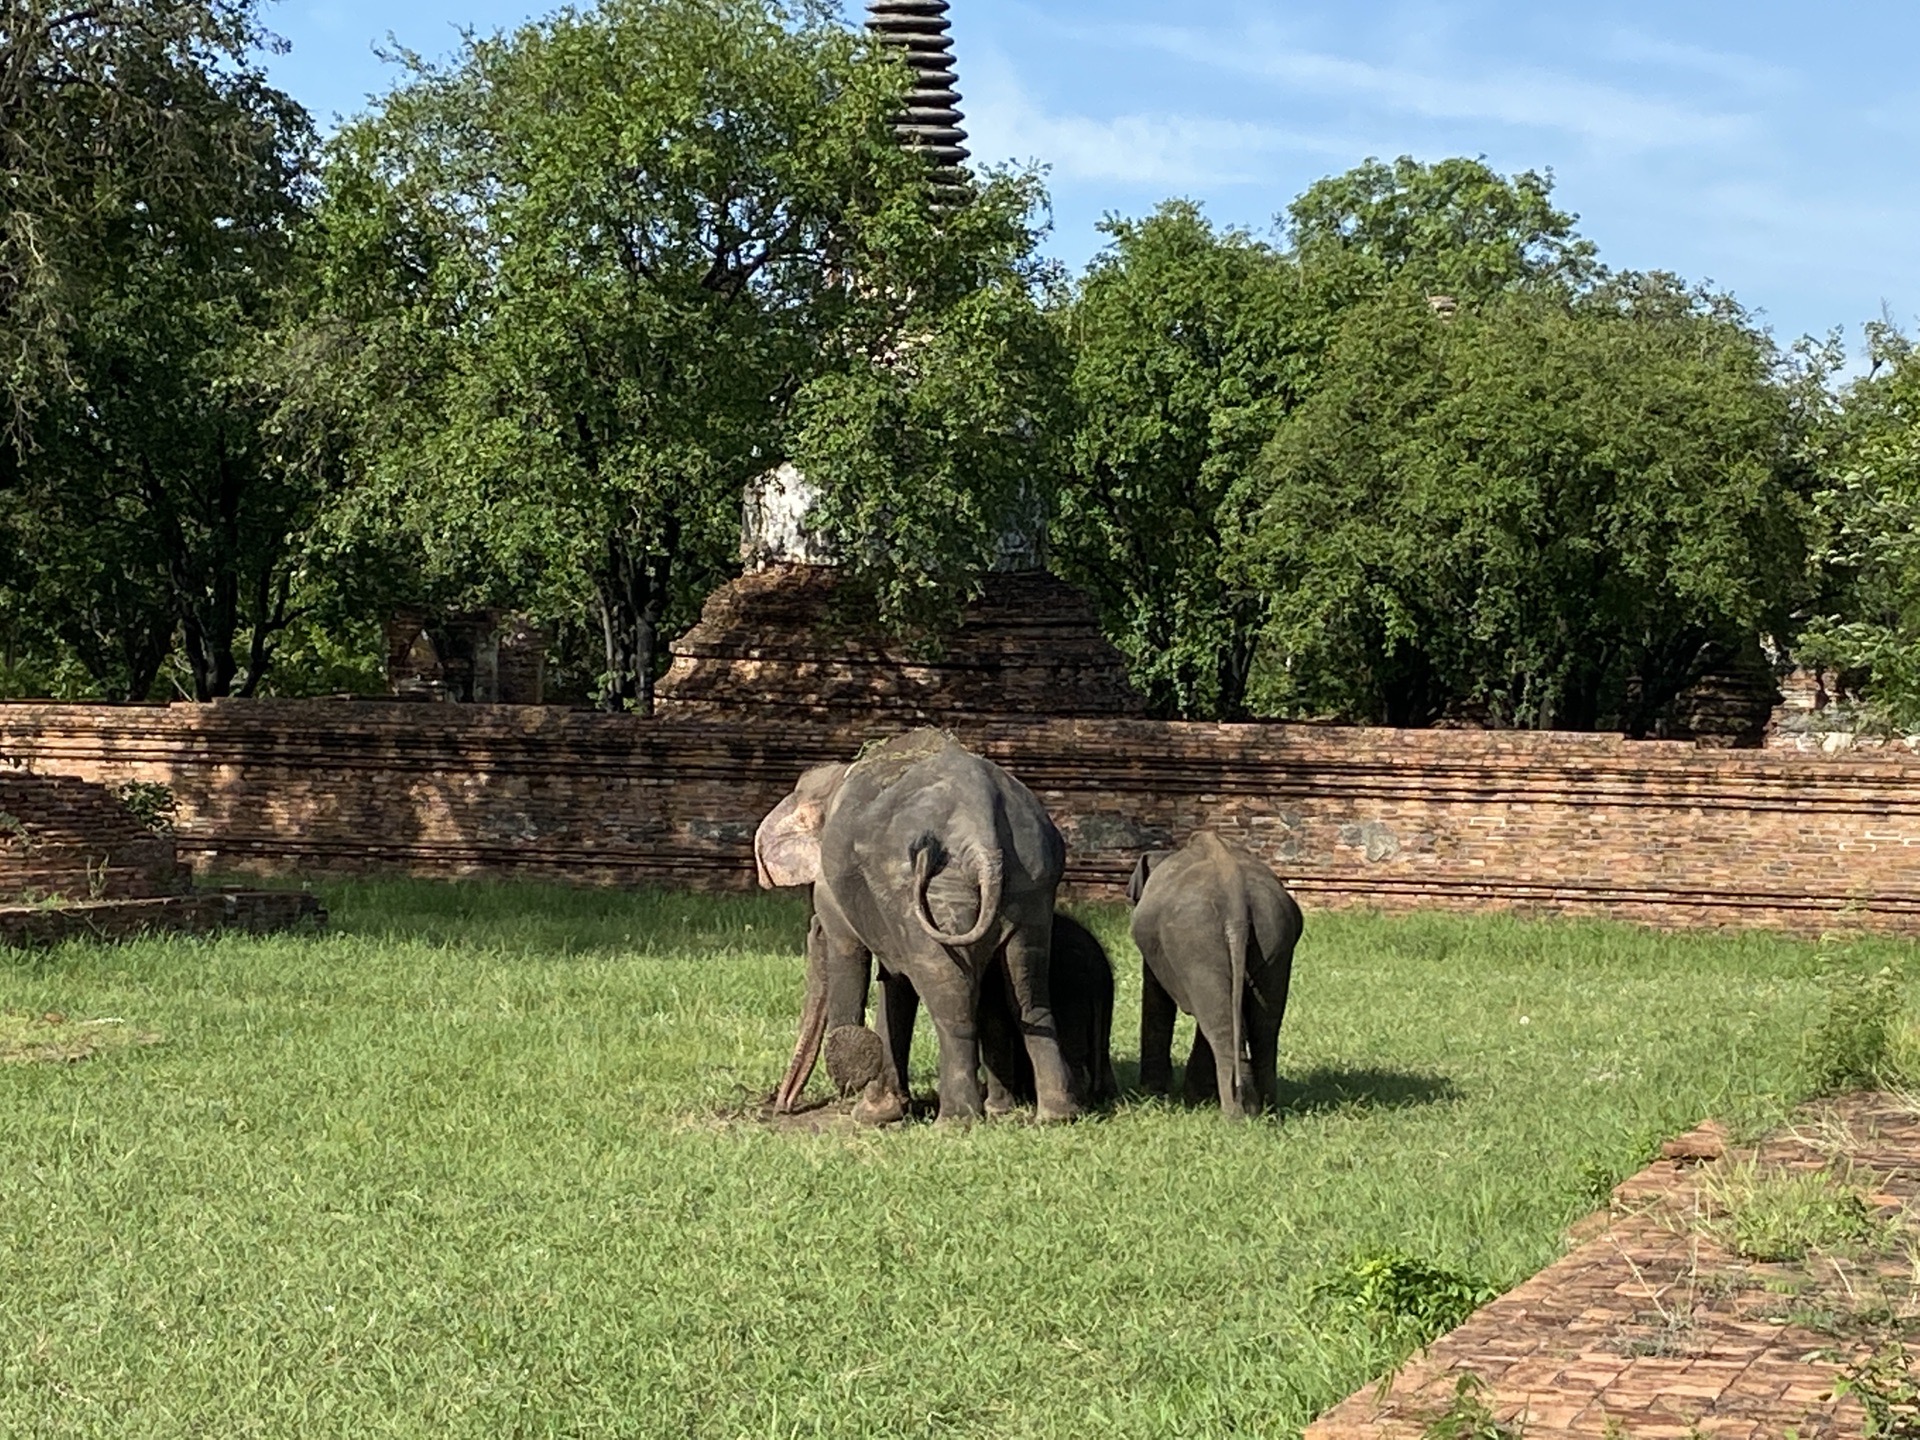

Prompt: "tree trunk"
[595,522,677,715]
[1215,598,1264,721]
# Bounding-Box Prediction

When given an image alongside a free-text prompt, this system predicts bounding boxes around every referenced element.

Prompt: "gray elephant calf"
[978,912,1119,1111]
[1127,831,1303,1118]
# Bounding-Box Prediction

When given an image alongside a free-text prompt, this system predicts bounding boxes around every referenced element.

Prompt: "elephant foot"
[852,1082,907,1126]
[1033,1097,1082,1126]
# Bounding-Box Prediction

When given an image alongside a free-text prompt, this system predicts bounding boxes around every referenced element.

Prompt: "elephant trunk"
[910,842,1003,949]
[773,944,830,1113]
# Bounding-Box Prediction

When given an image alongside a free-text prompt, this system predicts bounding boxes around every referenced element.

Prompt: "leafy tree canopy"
[0,0,316,700]
[1285,154,1597,304]
[1053,201,1306,718]
[1231,275,1822,731]
[306,0,1062,709]
[1799,324,1920,725]
[1054,159,1604,720]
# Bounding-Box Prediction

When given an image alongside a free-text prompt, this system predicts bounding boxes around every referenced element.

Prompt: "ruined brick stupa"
[656,1,1142,721]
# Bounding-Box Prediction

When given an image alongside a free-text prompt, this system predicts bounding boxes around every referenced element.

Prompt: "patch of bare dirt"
[0,1010,162,1064]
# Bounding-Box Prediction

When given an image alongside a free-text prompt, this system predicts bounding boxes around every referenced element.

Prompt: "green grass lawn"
[1,880,1911,1439]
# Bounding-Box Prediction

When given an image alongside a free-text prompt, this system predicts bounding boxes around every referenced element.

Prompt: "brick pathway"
[1306,1093,1920,1440]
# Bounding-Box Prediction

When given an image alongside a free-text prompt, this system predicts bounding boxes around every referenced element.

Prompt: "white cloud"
[1600,30,1796,95]
[1114,20,1754,154]
[962,49,1368,187]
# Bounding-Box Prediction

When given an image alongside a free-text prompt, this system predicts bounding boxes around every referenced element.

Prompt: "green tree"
[1285,154,1597,305]
[785,173,1069,637]
[1053,203,1307,719]
[308,0,1060,711]
[1800,324,1920,726]
[0,0,315,699]
[1232,275,1820,731]
[1053,161,1600,720]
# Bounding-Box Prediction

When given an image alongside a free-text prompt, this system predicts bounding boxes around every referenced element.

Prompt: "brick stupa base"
[1307,1092,1920,1440]
[654,564,1145,720]
[0,772,322,947]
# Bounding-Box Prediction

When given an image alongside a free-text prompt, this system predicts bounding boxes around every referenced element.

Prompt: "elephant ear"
[754,764,846,888]
[1126,852,1159,906]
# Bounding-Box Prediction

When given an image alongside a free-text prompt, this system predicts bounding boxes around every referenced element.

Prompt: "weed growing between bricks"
[1833,1332,1920,1439]
[1317,1251,1503,1350]
[1421,1373,1524,1440]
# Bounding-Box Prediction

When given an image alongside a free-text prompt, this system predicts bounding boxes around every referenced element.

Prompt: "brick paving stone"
[1304,1092,1920,1440]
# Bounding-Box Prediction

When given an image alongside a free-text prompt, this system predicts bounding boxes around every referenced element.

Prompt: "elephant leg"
[776,913,871,1113]
[1093,998,1118,1104]
[1248,960,1292,1116]
[820,923,873,1037]
[1003,923,1081,1124]
[1182,1029,1218,1106]
[1140,958,1178,1096]
[911,962,986,1123]
[1222,1009,1257,1120]
[977,957,1027,1115]
[1187,998,1256,1119]
[862,969,917,1124]
[1248,1006,1280,1116]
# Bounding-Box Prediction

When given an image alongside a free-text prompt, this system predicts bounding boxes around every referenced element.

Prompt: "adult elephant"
[756,729,1080,1125]
[1128,831,1303,1118]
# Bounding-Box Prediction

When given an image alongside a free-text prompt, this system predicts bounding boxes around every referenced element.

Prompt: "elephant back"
[823,731,1064,899]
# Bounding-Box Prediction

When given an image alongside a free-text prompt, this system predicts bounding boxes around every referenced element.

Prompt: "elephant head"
[1126,851,1170,905]
[754,762,848,889]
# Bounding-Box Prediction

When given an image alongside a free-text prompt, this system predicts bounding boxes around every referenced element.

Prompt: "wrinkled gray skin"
[978,913,1118,1111]
[1128,831,1303,1118]
[757,730,1079,1125]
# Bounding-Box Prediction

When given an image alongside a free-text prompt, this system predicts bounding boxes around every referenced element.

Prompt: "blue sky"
[262,1,1919,359]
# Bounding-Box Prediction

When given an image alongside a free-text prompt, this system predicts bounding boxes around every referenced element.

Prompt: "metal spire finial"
[865,0,970,193]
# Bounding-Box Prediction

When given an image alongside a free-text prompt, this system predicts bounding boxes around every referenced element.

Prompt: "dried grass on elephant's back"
[853,728,960,786]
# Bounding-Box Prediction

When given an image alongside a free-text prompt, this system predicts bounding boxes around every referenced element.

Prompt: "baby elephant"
[1128,831,1303,1118]
[979,912,1119,1111]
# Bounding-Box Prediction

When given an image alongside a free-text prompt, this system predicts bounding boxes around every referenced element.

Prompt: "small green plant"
[112,781,178,837]
[1422,1372,1522,1440]
[1831,1333,1920,1439]
[1319,1250,1501,1346]
[1702,1160,1885,1262]
[1578,1157,1619,1207]
[1804,953,1904,1092]
[0,808,31,851]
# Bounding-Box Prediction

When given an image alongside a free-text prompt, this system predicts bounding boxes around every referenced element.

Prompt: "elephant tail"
[1225,875,1251,1113]
[911,842,1003,949]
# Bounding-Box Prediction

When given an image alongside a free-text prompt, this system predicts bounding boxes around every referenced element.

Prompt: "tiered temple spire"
[865,1,970,190]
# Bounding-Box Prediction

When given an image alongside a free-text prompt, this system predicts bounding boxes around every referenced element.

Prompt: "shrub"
[112,781,177,836]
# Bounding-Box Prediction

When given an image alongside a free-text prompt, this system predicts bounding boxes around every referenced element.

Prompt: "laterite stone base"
[0,890,325,948]
[1306,1094,1920,1440]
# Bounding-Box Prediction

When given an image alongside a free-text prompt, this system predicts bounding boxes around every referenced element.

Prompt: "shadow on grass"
[1109,1059,1459,1116]
[1273,1065,1460,1116]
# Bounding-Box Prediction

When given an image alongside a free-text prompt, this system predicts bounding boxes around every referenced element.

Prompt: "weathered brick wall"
[0,772,190,901]
[3,700,1919,935]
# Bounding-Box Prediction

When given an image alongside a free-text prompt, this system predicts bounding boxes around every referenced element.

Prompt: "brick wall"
[3,700,1919,935]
